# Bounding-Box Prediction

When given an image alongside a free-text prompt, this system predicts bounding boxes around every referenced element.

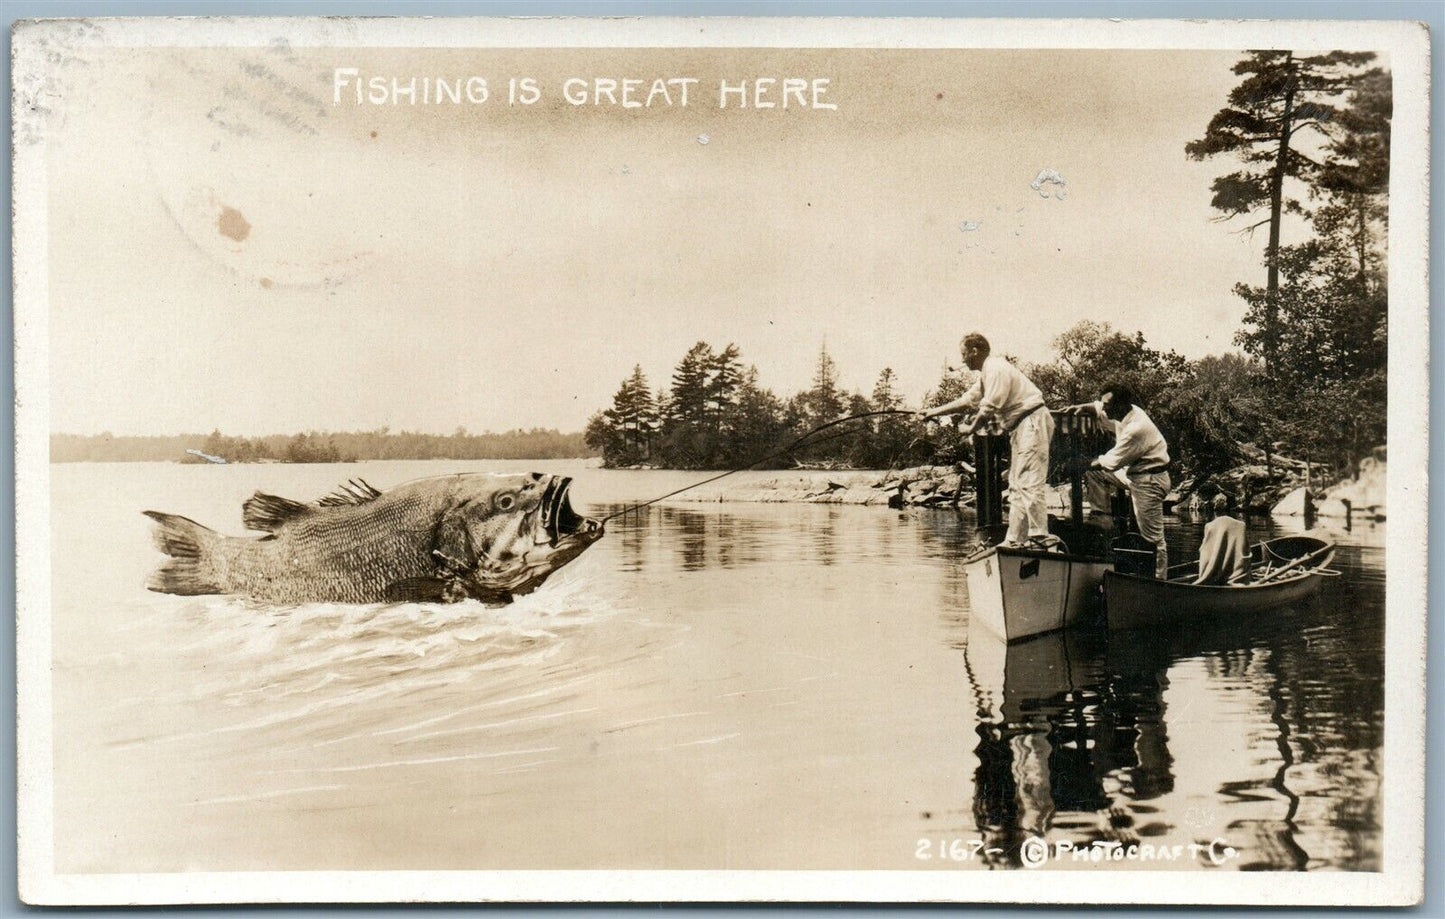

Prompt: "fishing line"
[599,409,921,523]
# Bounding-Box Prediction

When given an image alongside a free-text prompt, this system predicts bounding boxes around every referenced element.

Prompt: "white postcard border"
[12,14,1430,906]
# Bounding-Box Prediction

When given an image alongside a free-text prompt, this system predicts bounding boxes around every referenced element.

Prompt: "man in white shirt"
[921,333,1054,547]
[1078,384,1172,578]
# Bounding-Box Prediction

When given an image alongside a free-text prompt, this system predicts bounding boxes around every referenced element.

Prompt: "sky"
[44,44,1299,436]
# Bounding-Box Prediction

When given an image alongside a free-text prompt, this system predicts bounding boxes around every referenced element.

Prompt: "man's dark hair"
[1100,383,1135,411]
[961,333,991,355]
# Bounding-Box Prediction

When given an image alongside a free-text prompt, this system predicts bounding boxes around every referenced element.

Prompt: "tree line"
[589,51,1389,487]
[51,427,591,463]
[585,343,937,472]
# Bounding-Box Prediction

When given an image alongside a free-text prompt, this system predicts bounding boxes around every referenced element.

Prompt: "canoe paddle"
[1250,542,1337,585]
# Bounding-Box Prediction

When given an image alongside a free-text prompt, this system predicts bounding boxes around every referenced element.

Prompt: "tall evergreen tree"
[660,342,718,468]
[708,343,744,436]
[586,366,661,466]
[613,365,658,460]
[727,366,786,466]
[864,367,917,468]
[1186,50,1377,374]
[668,342,714,428]
[799,342,845,427]
[1227,67,1390,472]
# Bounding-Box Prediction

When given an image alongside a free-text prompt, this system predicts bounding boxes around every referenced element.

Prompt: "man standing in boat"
[920,333,1054,548]
[1075,384,1172,579]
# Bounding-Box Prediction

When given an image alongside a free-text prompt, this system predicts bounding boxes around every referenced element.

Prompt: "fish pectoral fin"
[432,510,476,574]
[241,492,312,532]
[384,577,456,603]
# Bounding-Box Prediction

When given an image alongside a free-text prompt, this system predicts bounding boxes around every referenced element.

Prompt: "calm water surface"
[49,460,1384,872]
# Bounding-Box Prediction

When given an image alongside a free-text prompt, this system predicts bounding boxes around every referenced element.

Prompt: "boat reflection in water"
[958,574,1383,873]
[963,617,1173,868]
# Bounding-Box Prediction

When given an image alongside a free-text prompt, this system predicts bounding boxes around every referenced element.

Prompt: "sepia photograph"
[11,14,1429,905]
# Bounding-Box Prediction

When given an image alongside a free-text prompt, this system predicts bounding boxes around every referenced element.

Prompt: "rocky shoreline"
[666,451,1387,521]
[1178,447,1386,522]
[669,465,970,507]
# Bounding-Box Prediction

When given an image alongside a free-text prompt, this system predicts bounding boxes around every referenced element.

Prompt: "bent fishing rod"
[599,409,924,523]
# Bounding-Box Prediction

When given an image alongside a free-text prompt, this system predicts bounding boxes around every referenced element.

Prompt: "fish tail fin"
[142,511,224,595]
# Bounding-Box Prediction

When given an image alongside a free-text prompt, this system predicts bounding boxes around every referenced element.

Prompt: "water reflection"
[604,504,769,573]
[958,563,1383,871]
[963,622,1174,867]
[606,502,974,576]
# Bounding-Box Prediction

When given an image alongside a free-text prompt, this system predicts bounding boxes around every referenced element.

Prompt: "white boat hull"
[964,546,1110,642]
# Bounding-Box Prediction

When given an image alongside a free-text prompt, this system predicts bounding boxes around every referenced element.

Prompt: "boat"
[1104,535,1335,631]
[961,413,1119,643]
[964,541,1111,642]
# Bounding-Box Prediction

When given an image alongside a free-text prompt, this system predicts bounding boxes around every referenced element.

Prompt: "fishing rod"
[599,409,923,523]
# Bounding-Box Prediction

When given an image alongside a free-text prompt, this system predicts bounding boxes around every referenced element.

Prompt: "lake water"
[47,460,1385,872]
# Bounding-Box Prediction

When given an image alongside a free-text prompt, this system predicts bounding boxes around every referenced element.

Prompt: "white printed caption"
[914,838,1002,862]
[1019,837,1242,868]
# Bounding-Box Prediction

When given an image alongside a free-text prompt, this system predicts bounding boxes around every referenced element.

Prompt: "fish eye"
[496,493,517,511]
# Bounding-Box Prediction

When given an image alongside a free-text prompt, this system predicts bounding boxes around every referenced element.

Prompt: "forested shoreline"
[586,50,1389,497]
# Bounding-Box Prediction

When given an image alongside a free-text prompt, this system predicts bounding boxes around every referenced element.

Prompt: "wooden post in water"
[972,433,1006,534]
[1304,456,1316,526]
[1066,414,1085,530]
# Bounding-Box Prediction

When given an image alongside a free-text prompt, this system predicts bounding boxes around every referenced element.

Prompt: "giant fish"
[143,473,604,604]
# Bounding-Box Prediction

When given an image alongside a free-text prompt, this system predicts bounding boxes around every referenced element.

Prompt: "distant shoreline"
[49,429,595,464]
[46,457,601,465]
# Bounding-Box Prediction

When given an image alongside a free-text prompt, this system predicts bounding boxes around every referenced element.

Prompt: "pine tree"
[801,342,845,427]
[1226,67,1390,472]
[1187,50,1377,374]
[669,343,714,429]
[730,365,786,467]
[661,342,717,468]
[866,367,917,468]
[614,365,658,461]
[589,365,660,466]
[708,344,744,436]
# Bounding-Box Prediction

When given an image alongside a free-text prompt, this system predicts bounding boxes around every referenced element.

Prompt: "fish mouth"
[539,476,603,546]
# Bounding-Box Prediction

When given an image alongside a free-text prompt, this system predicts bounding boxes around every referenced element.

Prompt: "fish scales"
[144,473,605,605]
[218,490,444,602]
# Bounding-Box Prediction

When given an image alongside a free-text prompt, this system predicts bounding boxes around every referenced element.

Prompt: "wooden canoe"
[1105,535,1335,631]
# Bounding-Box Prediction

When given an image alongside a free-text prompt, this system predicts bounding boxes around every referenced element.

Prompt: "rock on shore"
[1316,453,1386,520]
[1249,449,1387,521]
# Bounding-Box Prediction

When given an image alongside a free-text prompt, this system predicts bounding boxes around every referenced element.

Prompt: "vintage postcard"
[12,15,1428,905]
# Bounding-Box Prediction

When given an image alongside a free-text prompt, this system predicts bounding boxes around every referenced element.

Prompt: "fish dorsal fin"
[241,492,312,532]
[316,478,383,508]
